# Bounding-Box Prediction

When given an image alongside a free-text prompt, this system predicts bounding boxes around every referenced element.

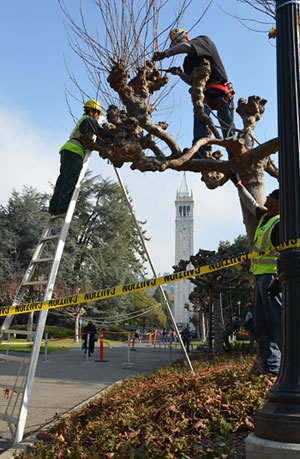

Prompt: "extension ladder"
[0,150,91,444]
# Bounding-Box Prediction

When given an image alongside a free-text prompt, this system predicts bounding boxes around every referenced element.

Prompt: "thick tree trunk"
[201,311,207,342]
[239,163,268,247]
[213,293,224,354]
[74,314,80,343]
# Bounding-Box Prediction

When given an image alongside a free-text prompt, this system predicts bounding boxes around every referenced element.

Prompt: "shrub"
[44,326,74,339]
[102,325,128,341]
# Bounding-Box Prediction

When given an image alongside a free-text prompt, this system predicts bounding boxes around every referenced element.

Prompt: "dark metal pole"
[254,0,300,442]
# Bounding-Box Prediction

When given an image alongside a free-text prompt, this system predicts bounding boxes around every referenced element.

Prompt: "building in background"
[174,173,194,327]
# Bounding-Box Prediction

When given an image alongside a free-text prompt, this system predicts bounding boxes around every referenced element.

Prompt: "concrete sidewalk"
[0,343,183,456]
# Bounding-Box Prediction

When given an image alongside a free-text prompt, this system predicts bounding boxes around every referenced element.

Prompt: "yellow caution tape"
[1,239,299,317]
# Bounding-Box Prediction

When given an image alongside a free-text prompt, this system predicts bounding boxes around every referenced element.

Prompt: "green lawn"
[0,338,124,354]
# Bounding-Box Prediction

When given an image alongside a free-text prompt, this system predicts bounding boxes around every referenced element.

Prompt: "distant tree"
[184,290,209,341]
[0,187,48,281]
[130,291,167,330]
[152,286,173,328]
[218,234,254,313]
[58,302,87,343]
[0,177,147,334]
[174,234,252,353]
[52,173,147,324]
[0,188,50,333]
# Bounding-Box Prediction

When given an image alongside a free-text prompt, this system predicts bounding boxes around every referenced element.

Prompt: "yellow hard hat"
[169,27,187,46]
[84,99,103,115]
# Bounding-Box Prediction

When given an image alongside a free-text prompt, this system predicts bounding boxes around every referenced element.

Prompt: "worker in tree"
[49,99,114,215]
[234,177,282,375]
[152,28,235,160]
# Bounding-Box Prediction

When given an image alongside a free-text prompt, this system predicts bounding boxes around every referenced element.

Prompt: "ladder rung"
[0,382,24,393]
[41,235,60,242]
[3,329,36,336]
[0,412,18,425]
[31,257,54,264]
[22,280,48,286]
[0,354,30,363]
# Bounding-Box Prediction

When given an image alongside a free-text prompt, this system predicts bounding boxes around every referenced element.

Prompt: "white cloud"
[0,107,62,203]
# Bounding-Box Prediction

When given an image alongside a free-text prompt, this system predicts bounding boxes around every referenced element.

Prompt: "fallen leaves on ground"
[16,355,275,459]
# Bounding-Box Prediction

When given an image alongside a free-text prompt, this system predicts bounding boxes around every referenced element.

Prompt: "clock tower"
[174,173,194,326]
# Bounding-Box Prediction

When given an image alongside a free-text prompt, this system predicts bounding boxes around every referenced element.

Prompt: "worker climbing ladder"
[0,150,92,445]
[0,143,195,447]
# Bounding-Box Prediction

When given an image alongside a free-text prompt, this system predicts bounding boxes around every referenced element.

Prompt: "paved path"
[0,343,183,455]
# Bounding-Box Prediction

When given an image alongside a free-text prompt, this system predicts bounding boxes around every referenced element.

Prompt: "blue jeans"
[254,274,282,374]
[193,98,235,159]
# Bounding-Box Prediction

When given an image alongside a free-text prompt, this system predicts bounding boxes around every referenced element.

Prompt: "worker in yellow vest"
[235,179,281,376]
[49,99,114,215]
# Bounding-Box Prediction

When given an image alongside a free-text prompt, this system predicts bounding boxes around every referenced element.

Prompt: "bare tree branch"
[60,0,279,240]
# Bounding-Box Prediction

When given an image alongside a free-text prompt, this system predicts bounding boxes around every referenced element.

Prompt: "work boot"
[48,208,57,216]
[56,208,67,215]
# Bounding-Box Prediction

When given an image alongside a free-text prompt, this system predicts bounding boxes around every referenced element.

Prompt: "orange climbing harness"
[204,81,234,110]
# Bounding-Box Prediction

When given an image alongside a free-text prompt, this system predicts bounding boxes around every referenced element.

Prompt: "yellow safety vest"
[59,115,96,159]
[250,213,280,275]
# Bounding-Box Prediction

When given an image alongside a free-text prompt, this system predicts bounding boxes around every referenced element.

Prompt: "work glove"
[268,277,281,297]
[169,66,182,76]
[152,51,166,61]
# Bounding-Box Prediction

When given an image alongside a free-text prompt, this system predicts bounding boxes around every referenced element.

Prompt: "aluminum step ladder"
[0,150,91,444]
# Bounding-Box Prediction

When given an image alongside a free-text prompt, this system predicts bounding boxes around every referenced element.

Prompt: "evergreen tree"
[55,173,147,321]
[0,187,49,281]
[130,291,167,330]
[0,176,147,327]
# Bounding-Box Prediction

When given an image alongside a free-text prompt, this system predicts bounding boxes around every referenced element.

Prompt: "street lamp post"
[236,300,241,318]
[253,0,300,444]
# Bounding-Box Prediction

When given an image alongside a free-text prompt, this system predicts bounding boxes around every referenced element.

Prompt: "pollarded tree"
[59,0,279,246]
[185,235,252,342]
[184,291,209,340]
[238,0,275,19]
[173,241,251,354]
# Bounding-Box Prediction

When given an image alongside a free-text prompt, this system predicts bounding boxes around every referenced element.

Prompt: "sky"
[0,0,278,276]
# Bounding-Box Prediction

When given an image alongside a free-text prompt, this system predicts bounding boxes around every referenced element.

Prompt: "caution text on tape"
[1,239,299,317]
